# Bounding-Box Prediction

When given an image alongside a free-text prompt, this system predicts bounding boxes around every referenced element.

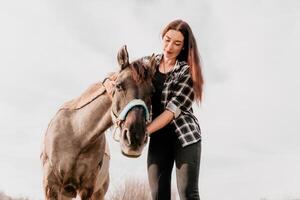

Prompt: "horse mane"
[129,58,154,84]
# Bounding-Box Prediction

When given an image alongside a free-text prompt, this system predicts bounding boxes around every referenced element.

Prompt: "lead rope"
[112,126,120,142]
[111,109,121,142]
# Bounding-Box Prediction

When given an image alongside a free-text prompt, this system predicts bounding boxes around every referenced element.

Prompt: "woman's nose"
[165,43,173,51]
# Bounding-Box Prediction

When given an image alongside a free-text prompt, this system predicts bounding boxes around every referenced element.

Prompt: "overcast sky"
[0,0,299,200]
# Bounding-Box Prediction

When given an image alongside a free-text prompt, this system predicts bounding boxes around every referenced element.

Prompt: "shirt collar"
[156,54,182,73]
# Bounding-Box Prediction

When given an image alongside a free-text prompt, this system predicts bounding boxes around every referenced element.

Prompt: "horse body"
[41,46,156,200]
[41,93,112,199]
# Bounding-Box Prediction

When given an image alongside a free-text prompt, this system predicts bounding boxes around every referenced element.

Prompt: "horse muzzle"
[62,183,77,198]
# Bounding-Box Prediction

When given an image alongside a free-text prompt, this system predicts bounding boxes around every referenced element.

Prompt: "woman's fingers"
[103,79,115,98]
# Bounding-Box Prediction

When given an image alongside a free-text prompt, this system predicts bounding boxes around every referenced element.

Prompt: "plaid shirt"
[144,54,201,147]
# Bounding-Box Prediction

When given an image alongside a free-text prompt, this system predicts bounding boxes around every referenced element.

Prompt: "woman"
[104,19,203,200]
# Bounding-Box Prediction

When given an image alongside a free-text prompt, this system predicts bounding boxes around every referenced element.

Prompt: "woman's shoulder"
[141,53,161,61]
[140,54,162,68]
[174,60,189,74]
[178,60,188,67]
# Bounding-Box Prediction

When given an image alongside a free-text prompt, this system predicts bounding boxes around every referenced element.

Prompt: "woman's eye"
[164,38,170,42]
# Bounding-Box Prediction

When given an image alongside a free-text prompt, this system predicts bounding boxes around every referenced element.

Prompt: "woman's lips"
[165,51,173,57]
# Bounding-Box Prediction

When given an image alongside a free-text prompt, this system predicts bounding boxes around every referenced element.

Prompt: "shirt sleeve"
[166,66,194,118]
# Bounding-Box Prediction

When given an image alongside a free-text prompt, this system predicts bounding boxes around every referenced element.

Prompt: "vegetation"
[0,192,28,200]
[107,179,177,200]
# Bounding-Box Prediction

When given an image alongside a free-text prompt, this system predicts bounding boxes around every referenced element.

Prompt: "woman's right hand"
[103,78,115,99]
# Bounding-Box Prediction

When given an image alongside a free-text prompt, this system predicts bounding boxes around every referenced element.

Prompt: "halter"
[111,99,151,141]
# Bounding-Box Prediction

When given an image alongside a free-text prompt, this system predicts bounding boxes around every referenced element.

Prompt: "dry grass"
[1,179,176,200]
[107,179,177,200]
[2,189,300,200]
[107,179,152,200]
[0,192,29,200]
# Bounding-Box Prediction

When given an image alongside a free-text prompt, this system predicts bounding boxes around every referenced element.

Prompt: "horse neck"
[73,92,113,142]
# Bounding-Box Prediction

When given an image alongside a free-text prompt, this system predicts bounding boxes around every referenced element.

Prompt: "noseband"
[111,99,151,141]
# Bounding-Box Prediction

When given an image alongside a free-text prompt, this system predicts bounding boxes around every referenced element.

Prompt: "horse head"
[111,45,155,157]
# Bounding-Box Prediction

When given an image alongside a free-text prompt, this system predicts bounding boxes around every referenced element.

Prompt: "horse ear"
[117,45,129,70]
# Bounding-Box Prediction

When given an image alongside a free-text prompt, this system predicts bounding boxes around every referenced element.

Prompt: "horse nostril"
[65,184,75,193]
[63,183,77,198]
[144,134,148,144]
[122,128,131,146]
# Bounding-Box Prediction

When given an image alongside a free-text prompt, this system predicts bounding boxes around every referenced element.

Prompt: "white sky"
[0,0,299,199]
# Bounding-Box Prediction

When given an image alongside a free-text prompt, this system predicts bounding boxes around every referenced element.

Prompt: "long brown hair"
[162,19,204,103]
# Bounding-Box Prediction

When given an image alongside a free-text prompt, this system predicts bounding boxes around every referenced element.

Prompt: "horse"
[41,46,155,200]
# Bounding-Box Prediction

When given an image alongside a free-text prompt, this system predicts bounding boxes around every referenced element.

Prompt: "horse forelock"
[129,59,153,84]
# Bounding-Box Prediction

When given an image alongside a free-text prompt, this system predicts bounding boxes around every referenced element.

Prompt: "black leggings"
[147,126,201,200]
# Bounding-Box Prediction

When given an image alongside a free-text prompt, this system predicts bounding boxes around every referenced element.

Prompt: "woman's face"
[162,29,184,60]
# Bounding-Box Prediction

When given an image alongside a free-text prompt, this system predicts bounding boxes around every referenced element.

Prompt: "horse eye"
[115,83,123,91]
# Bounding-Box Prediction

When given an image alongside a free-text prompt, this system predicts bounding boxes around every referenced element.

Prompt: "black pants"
[147,125,201,200]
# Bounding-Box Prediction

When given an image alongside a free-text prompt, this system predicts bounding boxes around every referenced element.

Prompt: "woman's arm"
[147,65,194,135]
[102,72,118,99]
[146,110,174,135]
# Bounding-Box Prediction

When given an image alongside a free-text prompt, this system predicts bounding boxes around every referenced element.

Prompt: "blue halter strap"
[111,99,150,125]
